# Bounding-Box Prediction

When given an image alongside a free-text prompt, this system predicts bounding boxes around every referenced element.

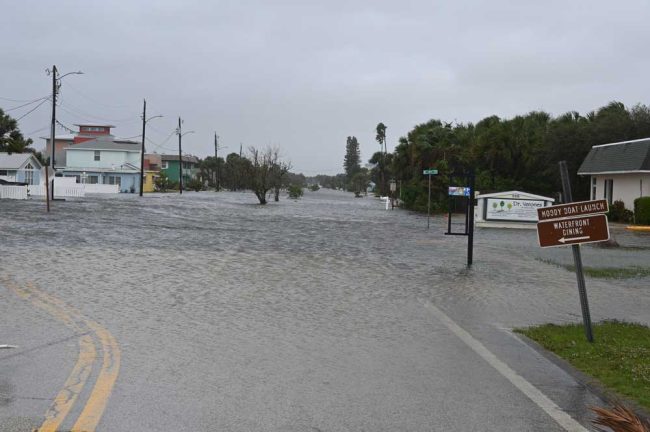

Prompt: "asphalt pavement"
[1,190,648,431]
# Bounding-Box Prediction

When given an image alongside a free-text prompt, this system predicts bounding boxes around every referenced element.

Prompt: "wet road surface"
[1,189,649,431]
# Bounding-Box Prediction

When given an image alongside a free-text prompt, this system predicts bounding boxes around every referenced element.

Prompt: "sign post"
[444,170,476,267]
[535,161,611,342]
[423,169,438,229]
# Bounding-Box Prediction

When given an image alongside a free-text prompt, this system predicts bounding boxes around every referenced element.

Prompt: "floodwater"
[0,189,649,431]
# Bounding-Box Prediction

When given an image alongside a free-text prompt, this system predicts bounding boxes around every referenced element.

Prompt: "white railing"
[0,185,28,200]
[84,184,119,194]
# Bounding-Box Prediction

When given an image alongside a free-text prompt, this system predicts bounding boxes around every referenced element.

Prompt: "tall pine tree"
[343,136,360,190]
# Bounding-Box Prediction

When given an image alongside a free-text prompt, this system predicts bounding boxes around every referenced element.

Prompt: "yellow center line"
[72,320,121,432]
[39,335,96,432]
[1,278,97,432]
[1,276,121,432]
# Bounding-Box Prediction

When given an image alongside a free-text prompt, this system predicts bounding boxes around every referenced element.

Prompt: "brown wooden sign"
[537,214,610,248]
[537,199,608,221]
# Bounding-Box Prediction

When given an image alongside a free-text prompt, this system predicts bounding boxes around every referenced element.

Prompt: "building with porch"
[0,153,44,185]
[578,138,650,210]
[58,137,141,193]
[43,124,139,168]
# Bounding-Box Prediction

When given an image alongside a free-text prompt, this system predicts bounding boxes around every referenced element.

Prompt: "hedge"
[634,196,650,225]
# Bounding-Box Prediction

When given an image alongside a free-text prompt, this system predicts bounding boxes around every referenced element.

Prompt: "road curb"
[514,332,650,424]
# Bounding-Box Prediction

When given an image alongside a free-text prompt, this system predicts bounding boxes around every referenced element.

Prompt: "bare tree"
[246,146,289,204]
[272,158,292,202]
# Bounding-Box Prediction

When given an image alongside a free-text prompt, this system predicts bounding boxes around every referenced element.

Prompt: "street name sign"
[537,199,608,221]
[537,214,610,248]
[423,169,438,175]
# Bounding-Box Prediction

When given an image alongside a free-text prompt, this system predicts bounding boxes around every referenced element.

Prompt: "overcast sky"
[2,0,650,175]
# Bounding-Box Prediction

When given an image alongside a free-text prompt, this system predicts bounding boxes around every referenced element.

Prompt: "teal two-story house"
[161,154,199,185]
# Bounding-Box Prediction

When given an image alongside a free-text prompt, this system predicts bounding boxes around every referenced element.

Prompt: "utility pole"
[139,101,162,197]
[46,66,83,203]
[214,133,220,191]
[140,99,146,197]
[178,117,183,194]
[214,133,219,189]
[49,65,57,202]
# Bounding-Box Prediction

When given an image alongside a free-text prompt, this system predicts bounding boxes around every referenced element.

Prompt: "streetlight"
[46,66,83,202]
[176,116,194,194]
[139,99,162,196]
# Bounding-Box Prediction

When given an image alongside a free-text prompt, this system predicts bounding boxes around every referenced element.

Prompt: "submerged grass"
[516,321,650,411]
[537,258,650,279]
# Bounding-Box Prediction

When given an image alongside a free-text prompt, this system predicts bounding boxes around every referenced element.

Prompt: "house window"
[591,177,597,200]
[105,176,121,187]
[24,163,34,185]
[0,170,7,176]
[88,175,99,184]
[604,179,614,204]
[94,151,101,161]
[162,161,169,169]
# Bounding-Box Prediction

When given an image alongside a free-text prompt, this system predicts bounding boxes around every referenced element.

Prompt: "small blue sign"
[449,186,471,197]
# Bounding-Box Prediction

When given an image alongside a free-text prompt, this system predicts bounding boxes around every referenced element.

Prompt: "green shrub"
[607,200,633,223]
[309,184,320,192]
[288,184,304,199]
[186,178,205,192]
[634,196,650,225]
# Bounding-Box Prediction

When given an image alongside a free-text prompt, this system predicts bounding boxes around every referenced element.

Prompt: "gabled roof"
[0,152,42,170]
[578,138,650,174]
[66,137,141,152]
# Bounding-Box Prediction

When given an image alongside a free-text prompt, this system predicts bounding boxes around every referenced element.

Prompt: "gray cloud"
[2,0,650,174]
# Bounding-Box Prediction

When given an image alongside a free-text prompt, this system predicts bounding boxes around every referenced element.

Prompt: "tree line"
[332,101,650,212]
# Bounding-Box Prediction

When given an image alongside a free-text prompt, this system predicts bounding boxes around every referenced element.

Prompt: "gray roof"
[67,137,141,152]
[578,138,650,174]
[0,152,42,170]
[160,154,199,163]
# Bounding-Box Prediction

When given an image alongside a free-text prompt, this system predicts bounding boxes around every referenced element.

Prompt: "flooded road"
[1,189,649,431]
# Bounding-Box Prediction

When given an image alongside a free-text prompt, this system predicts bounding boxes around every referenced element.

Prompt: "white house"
[0,153,43,185]
[59,136,142,193]
[578,138,650,211]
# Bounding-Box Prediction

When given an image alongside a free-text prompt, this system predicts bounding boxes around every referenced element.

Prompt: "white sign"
[486,198,546,222]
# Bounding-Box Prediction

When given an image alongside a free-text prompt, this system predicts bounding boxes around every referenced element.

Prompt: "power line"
[116,134,142,140]
[4,96,49,112]
[63,81,136,110]
[0,95,46,103]
[145,132,176,152]
[56,98,140,123]
[25,125,50,135]
[16,98,50,122]
[55,120,76,134]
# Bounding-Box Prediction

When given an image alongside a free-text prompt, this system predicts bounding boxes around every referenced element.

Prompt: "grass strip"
[537,259,650,279]
[515,321,650,410]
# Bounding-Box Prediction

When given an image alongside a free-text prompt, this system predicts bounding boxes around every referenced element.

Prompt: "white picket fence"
[0,185,28,200]
[28,184,85,198]
[3,181,119,200]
